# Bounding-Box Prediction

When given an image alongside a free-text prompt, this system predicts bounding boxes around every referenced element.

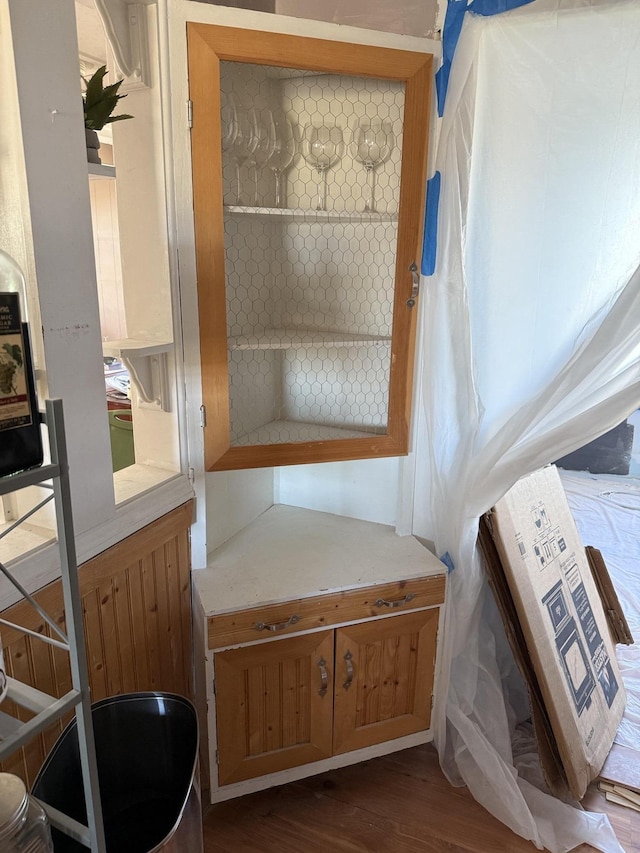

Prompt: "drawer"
[207,573,446,649]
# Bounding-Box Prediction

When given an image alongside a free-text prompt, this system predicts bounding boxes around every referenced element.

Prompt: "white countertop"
[193,504,445,616]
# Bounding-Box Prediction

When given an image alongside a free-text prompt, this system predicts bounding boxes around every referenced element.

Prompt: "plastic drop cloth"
[419,1,640,850]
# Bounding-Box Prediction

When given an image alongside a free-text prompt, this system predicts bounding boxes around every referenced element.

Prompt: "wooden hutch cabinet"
[187,24,433,470]
[192,506,446,802]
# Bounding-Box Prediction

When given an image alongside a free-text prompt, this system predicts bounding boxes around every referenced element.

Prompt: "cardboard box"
[482,465,626,800]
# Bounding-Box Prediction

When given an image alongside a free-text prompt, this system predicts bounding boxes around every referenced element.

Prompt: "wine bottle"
[0,249,43,478]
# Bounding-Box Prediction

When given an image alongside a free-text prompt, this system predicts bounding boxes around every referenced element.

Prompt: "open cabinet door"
[187,24,432,471]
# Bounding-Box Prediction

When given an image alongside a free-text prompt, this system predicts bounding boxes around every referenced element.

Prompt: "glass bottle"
[0,249,43,478]
[0,773,53,852]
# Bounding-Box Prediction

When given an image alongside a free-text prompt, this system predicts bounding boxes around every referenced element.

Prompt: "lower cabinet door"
[215,629,334,785]
[332,609,439,755]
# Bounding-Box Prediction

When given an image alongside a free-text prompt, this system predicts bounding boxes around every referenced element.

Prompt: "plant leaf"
[82,65,133,130]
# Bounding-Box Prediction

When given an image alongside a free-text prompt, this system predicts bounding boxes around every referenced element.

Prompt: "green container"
[108,409,135,472]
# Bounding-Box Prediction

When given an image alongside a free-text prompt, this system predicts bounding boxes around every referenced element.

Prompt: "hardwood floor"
[203,744,639,852]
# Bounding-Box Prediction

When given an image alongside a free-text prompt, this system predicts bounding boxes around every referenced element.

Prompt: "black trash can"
[32,692,203,853]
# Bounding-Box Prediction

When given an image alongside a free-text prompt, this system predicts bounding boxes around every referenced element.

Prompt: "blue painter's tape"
[436,0,536,115]
[440,551,456,574]
[421,171,441,276]
[437,0,469,116]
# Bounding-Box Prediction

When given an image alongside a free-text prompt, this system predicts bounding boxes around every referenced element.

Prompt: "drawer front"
[207,573,445,649]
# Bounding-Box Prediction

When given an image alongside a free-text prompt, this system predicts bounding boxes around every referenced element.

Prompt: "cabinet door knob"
[254,614,300,632]
[343,650,354,690]
[374,592,415,609]
[317,657,328,697]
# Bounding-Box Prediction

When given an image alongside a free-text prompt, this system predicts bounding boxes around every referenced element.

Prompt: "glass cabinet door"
[188,25,432,471]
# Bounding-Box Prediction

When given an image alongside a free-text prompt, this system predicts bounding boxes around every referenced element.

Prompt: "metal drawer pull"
[343,650,354,690]
[255,614,300,632]
[317,657,328,697]
[374,593,415,609]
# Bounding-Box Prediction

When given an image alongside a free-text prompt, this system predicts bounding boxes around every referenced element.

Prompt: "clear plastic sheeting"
[419,1,640,850]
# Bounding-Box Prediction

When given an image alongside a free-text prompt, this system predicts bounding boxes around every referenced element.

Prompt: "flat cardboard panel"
[484,465,626,800]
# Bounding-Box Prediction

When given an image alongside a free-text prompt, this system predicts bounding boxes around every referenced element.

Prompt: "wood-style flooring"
[203,744,639,852]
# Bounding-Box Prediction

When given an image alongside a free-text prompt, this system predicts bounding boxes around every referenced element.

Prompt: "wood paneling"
[208,574,446,649]
[333,609,437,755]
[215,630,334,786]
[0,500,194,788]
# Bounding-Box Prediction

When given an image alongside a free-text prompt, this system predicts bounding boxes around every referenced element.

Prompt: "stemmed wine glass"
[350,118,394,213]
[268,115,295,209]
[220,91,237,152]
[301,121,344,211]
[229,105,258,206]
[251,109,276,207]
[220,92,238,203]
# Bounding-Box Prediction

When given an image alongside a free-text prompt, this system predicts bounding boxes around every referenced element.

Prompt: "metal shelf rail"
[0,399,106,851]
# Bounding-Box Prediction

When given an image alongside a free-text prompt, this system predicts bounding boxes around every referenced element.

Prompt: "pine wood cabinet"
[192,506,446,802]
[187,24,433,471]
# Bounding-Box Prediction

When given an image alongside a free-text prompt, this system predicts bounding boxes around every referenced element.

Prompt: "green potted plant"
[82,65,133,164]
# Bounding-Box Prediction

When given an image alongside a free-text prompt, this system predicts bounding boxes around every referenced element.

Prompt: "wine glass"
[301,121,344,211]
[268,115,295,209]
[220,92,237,203]
[229,105,258,205]
[350,119,394,213]
[251,109,276,206]
[220,91,237,152]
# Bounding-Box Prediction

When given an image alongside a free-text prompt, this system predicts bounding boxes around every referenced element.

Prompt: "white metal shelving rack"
[0,399,106,851]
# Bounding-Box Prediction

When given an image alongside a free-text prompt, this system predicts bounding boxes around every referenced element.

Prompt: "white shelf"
[101,338,172,359]
[224,205,397,223]
[195,505,446,615]
[88,163,116,180]
[101,340,173,410]
[233,419,384,447]
[229,328,391,351]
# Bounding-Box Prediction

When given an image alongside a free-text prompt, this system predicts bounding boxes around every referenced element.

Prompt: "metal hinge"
[188,467,195,486]
[215,749,219,765]
[187,99,193,129]
[212,678,216,696]
[200,404,206,428]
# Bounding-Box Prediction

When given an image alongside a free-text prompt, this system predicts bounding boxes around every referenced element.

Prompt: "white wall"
[275,0,441,38]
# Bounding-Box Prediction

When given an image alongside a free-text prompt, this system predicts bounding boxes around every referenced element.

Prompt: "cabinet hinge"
[187,99,193,129]
[188,467,195,486]
[212,678,216,696]
[200,405,207,428]
[215,749,219,765]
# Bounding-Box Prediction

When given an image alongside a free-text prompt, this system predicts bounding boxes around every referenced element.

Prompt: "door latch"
[407,262,420,308]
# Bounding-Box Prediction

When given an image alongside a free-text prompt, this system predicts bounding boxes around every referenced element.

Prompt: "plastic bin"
[108,409,135,472]
[32,693,203,853]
